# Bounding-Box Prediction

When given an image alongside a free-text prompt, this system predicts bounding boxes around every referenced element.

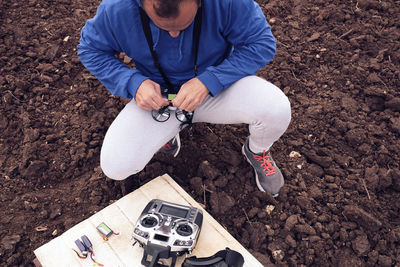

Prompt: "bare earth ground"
[1,0,400,266]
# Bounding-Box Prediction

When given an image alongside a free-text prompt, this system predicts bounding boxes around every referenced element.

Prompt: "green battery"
[168,94,177,101]
[96,222,113,238]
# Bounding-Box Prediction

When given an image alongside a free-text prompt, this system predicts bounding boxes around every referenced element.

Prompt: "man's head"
[142,0,200,38]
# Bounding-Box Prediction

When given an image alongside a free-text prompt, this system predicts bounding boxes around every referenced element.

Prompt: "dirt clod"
[1,0,399,266]
[343,205,382,231]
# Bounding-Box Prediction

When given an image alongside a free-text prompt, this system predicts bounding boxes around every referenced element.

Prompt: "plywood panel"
[34,174,262,267]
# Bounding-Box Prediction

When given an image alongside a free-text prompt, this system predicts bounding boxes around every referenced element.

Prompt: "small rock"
[45,44,59,60]
[279,213,288,221]
[307,163,324,177]
[23,128,40,143]
[309,235,321,242]
[284,215,298,231]
[314,222,323,232]
[295,224,316,235]
[285,234,297,248]
[272,249,285,261]
[321,233,330,239]
[307,32,321,42]
[341,97,359,112]
[265,225,275,236]
[289,151,301,158]
[345,128,367,147]
[305,210,316,220]
[309,185,323,199]
[352,235,370,255]
[35,226,48,232]
[326,183,339,190]
[265,205,275,215]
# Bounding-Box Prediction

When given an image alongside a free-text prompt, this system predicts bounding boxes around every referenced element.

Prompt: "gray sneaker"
[242,138,284,197]
[159,133,181,157]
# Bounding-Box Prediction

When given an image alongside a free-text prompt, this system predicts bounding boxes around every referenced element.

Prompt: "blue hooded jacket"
[77,0,276,99]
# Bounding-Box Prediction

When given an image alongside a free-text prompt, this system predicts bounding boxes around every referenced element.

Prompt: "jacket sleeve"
[77,4,148,99]
[197,0,276,96]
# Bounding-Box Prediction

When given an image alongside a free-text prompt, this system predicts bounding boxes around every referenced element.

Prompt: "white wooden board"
[34,174,262,267]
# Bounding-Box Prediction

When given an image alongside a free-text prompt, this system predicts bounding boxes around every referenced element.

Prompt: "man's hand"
[135,79,169,111]
[172,78,209,112]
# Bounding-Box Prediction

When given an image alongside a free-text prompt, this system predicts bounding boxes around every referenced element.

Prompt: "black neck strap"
[182,247,245,267]
[139,3,202,92]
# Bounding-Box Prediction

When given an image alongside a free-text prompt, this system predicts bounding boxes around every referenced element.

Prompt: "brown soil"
[1,0,400,266]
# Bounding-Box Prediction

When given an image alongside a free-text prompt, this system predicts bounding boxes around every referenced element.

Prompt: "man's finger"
[178,97,194,112]
[156,98,170,109]
[138,102,152,111]
[184,101,197,112]
[171,95,182,108]
[150,98,165,110]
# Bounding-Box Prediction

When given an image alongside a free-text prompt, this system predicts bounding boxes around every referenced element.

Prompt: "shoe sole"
[172,133,181,158]
[242,145,279,198]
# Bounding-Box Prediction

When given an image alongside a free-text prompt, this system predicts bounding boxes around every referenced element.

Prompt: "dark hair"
[151,0,199,18]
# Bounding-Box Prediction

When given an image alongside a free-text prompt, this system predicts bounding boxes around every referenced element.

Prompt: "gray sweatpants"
[101,76,291,180]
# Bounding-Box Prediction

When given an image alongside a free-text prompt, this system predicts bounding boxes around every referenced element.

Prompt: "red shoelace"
[253,151,276,176]
[163,143,172,149]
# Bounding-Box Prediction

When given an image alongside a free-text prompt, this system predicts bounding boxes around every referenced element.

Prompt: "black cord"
[138,3,203,94]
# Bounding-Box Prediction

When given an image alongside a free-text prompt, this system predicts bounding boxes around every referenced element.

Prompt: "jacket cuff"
[128,72,149,100]
[197,70,224,96]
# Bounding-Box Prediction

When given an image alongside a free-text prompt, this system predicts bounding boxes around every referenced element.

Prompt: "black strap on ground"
[138,3,203,92]
[182,247,245,267]
[140,243,177,267]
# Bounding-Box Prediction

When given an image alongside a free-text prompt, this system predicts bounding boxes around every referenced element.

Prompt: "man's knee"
[249,78,291,124]
[100,151,144,181]
[269,87,291,125]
